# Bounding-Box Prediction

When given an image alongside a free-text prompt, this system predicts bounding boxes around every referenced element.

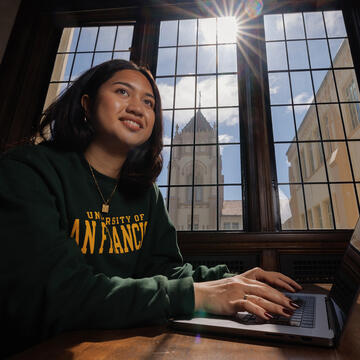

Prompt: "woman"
[0,59,301,356]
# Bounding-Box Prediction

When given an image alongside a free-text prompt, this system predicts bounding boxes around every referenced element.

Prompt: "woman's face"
[86,69,156,154]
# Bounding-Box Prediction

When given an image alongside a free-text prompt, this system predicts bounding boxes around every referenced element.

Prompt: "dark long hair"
[39,59,163,195]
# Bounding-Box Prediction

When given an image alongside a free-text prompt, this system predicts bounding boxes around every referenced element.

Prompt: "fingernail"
[283,308,293,316]
[264,312,274,319]
[290,301,300,308]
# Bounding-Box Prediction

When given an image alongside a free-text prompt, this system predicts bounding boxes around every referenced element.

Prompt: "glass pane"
[197,46,216,74]
[324,11,347,38]
[279,184,306,230]
[290,71,314,104]
[175,76,195,108]
[96,26,116,51]
[69,28,80,52]
[197,75,216,107]
[348,141,360,181]
[194,146,217,184]
[313,70,337,103]
[162,110,173,145]
[335,69,360,102]
[77,27,98,52]
[218,44,237,73]
[219,186,243,230]
[114,26,134,50]
[308,40,331,69]
[304,12,326,39]
[218,107,240,143]
[264,14,284,41]
[112,51,130,61]
[43,83,67,111]
[341,103,360,138]
[159,21,178,47]
[268,72,291,105]
[218,74,238,106]
[299,142,326,182]
[177,47,196,75]
[275,143,301,183]
[58,28,76,52]
[179,19,197,45]
[71,53,92,80]
[170,146,193,185]
[93,52,112,66]
[304,184,331,229]
[217,17,237,43]
[50,53,74,82]
[271,106,296,142]
[168,186,192,230]
[318,104,345,140]
[294,105,317,140]
[287,40,309,70]
[156,48,176,76]
[329,39,354,68]
[173,109,195,145]
[330,184,359,229]
[159,187,168,205]
[193,186,217,230]
[266,42,288,71]
[156,77,174,109]
[219,145,241,184]
[157,147,170,185]
[325,141,352,181]
[284,13,305,40]
[196,109,216,144]
[198,18,216,44]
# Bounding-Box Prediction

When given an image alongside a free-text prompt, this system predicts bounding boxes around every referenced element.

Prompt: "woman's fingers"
[243,281,297,312]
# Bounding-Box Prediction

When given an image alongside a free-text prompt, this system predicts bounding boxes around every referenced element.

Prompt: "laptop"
[171,218,360,347]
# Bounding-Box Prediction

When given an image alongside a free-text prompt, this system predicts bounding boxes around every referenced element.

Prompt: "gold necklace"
[88,163,118,214]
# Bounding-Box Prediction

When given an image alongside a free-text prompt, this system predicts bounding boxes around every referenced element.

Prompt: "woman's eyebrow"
[112,81,155,99]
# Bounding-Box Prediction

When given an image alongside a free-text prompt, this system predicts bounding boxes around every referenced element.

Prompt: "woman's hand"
[240,267,302,293]
[193,268,301,320]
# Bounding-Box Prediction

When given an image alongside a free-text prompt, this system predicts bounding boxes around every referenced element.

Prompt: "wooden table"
[11,285,360,360]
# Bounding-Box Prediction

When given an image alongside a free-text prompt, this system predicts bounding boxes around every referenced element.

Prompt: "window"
[39,3,360,234]
[44,25,134,110]
[266,10,360,230]
[155,17,242,231]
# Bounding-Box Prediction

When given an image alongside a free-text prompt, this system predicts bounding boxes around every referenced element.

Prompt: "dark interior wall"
[0,0,21,64]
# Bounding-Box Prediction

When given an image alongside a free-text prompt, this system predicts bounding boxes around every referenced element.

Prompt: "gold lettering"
[95,212,101,220]
[119,216,125,224]
[70,219,80,245]
[139,213,144,221]
[105,217,110,225]
[82,220,96,254]
[121,224,134,252]
[112,227,124,254]
[86,212,93,219]
[99,222,107,254]
[126,215,131,223]
[132,223,141,250]
[134,214,139,222]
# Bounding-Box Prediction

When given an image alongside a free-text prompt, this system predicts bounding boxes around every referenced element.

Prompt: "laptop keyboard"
[239,295,315,328]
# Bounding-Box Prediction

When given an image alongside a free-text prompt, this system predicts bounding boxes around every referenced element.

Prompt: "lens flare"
[245,0,263,18]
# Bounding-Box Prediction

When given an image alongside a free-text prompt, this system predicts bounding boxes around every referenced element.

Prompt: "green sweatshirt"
[0,142,231,356]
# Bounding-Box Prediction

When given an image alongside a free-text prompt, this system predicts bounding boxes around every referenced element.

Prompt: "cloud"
[278,187,292,222]
[219,134,234,143]
[293,92,314,104]
[270,86,280,95]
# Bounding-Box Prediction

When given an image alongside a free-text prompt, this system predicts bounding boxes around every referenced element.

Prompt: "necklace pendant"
[102,204,109,213]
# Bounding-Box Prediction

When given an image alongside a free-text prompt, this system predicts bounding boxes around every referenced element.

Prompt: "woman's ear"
[81,94,91,118]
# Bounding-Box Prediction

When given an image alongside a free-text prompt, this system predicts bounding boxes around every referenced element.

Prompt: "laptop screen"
[329,218,360,334]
